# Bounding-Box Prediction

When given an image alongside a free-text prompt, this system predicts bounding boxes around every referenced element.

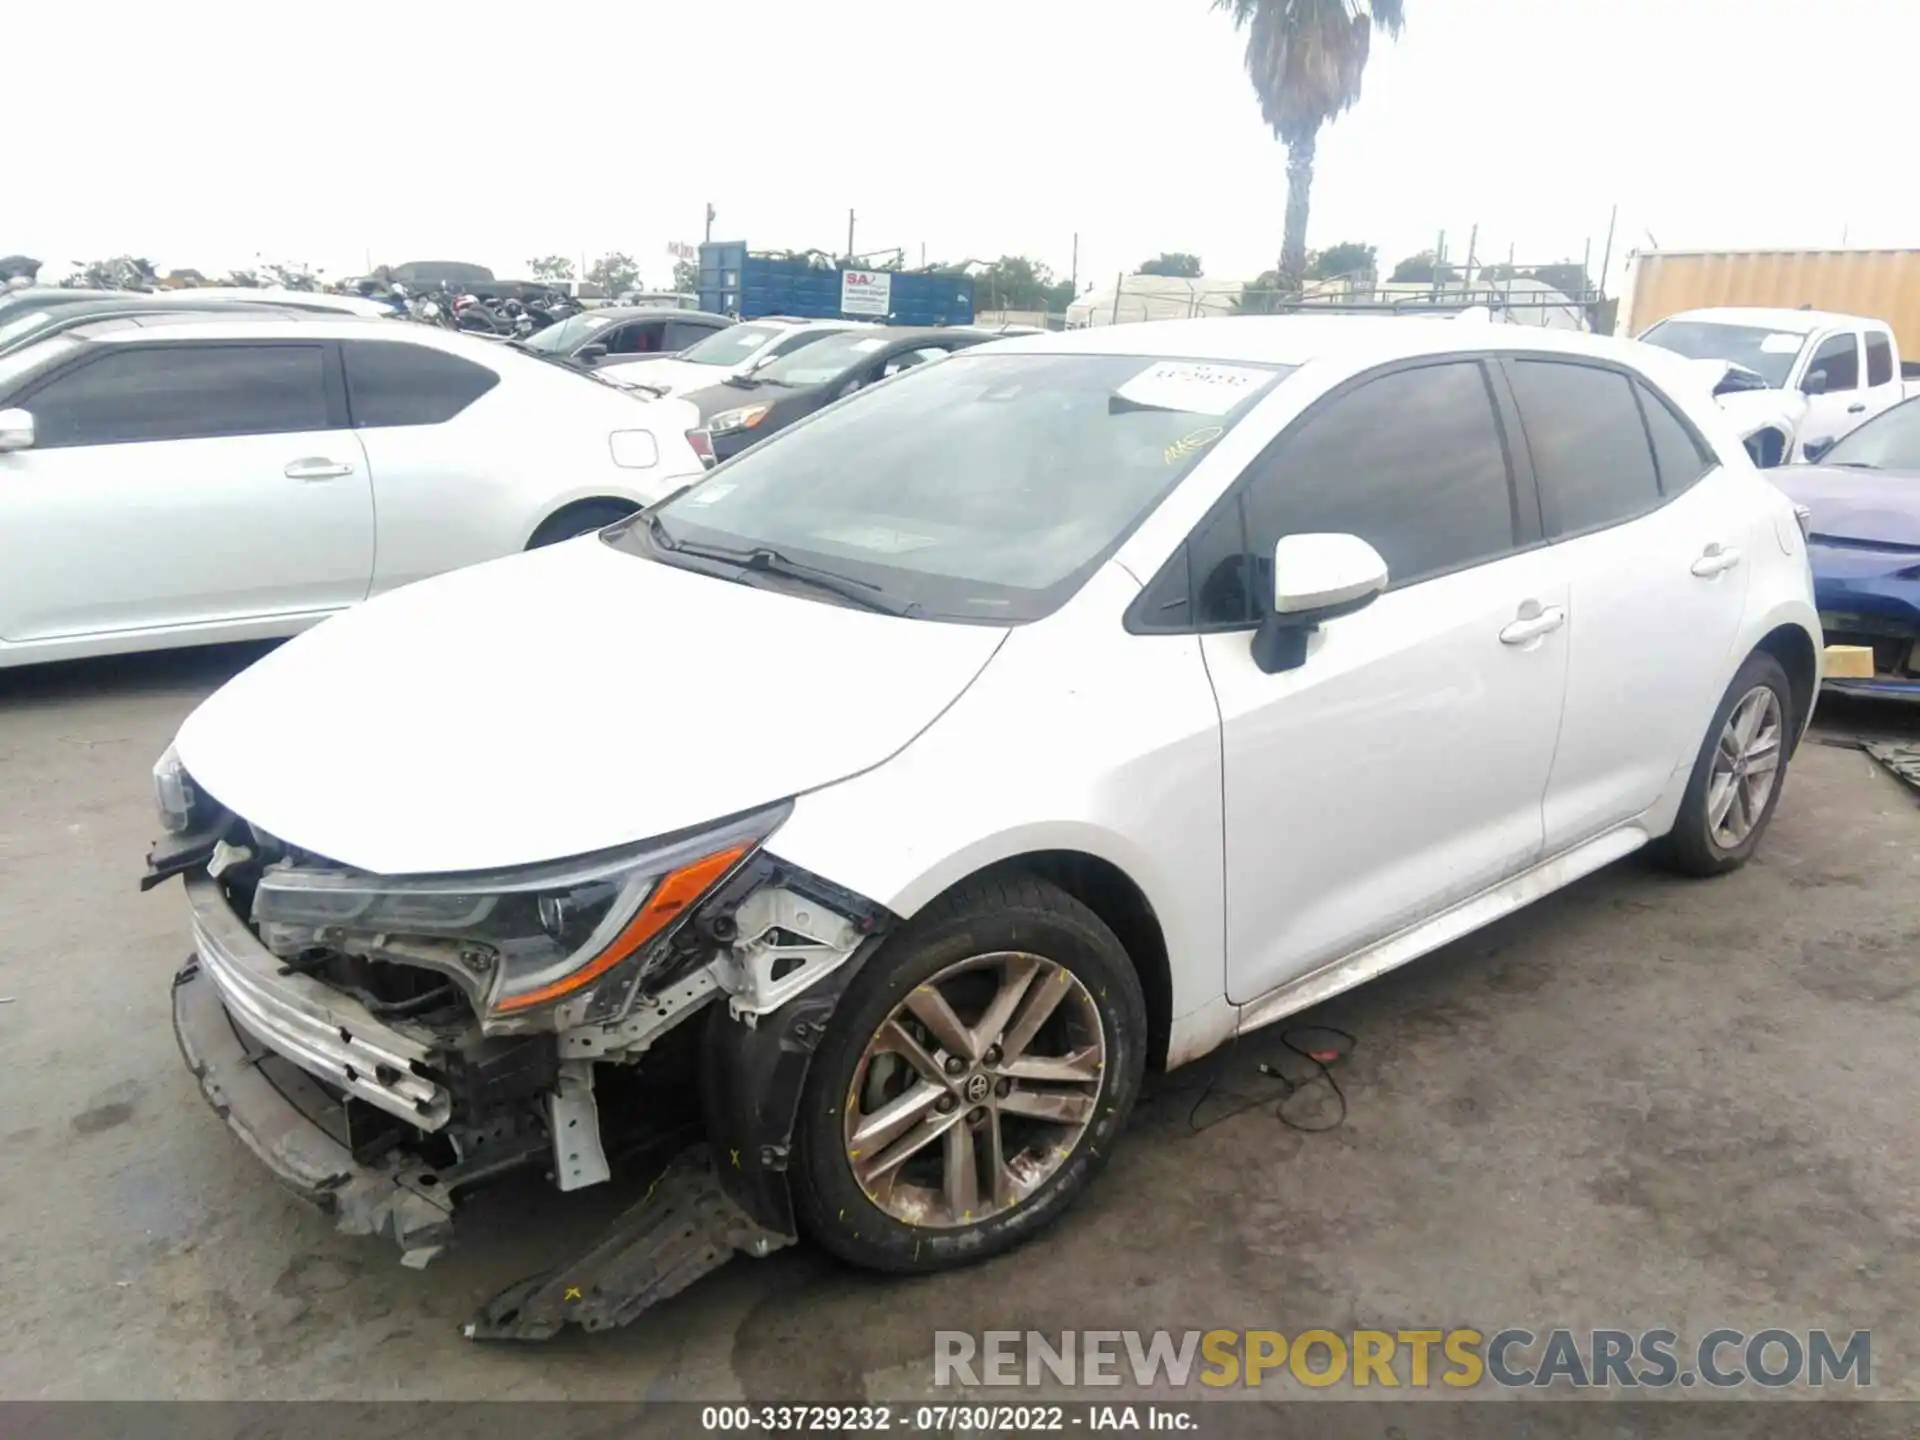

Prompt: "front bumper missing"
[171,956,459,1266]
[184,873,451,1129]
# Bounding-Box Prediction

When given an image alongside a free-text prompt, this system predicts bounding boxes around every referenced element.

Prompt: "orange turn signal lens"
[493,843,748,1013]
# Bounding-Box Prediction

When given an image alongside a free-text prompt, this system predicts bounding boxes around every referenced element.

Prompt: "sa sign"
[841,268,892,317]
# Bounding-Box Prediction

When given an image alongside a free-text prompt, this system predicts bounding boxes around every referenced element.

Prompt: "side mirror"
[1801,368,1829,397]
[1802,436,1837,463]
[576,343,609,365]
[1251,532,1389,675]
[0,407,35,453]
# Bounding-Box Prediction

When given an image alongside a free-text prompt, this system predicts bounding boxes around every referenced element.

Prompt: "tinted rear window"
[343,341,499,427]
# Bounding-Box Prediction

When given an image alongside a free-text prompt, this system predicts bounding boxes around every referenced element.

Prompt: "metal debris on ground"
[1864,741,1920,794]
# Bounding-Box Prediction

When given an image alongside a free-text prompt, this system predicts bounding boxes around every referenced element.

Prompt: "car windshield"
[671,323,785,367]
[1638,320,1807,388]
[1823,396,1920,470]
[750,331,902,387]
[521,312,615,353]
[624,352,1294,623]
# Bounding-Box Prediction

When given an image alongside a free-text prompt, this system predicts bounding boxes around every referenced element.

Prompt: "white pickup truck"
[1635,306,1918,464]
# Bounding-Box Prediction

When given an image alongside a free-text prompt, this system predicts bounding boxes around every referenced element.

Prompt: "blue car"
[1772,397,1920,698]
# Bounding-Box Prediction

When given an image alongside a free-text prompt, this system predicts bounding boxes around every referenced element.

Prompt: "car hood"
[175,538,1008,874]
[597,356,737,397]
[1769,465,1920,547]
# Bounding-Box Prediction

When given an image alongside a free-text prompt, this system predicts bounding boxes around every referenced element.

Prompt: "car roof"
[1659,307,1860,335]
[63,314,480,350]
[970,314,1656,369]
[583,306,725,324]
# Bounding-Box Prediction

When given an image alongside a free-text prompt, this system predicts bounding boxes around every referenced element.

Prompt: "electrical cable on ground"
[1142,1026,1358,1136]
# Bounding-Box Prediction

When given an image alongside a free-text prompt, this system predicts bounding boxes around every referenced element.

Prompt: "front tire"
[792,875,1147,1274]
[1659,651,1795,876]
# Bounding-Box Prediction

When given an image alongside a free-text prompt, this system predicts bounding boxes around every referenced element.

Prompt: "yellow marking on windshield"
[1164,425,1225,464]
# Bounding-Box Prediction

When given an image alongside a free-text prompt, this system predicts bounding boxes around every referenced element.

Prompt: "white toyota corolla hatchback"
[148,316,1822,1338]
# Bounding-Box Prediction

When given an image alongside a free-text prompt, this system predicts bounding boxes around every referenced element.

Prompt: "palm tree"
[1213,0,1405,297]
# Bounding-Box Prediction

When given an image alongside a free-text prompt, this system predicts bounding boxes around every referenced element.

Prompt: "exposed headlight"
[249,804,787,1020]
[608,430,660,468]
[706,404,770,437]
[153,743,199,834]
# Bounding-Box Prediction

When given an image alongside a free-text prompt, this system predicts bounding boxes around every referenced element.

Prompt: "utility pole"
[847,209,856,263]
[1598,203,1618,297]
[704,203,716,243]
[1462,223,1478,292]
[1070,232,1079,297]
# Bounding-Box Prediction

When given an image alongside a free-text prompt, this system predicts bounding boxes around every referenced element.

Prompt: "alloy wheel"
[842,951,1106,1229]
[1706,685,1784,849]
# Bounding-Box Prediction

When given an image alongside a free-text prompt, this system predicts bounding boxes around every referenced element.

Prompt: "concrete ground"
[0,643,1915,1402]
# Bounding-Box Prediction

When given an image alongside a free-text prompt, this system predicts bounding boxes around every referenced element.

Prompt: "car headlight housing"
[249,803,788,1022]
[706,404,770,437]
[153,744,199,834]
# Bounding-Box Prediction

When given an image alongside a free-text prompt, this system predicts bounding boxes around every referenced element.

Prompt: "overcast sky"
[10,0,1915,294]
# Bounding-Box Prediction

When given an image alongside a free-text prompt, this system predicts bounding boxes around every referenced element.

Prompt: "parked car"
[596,317,869,398]
[513,306,732,368]
[1769,394,1920,698]
[150,316,1822,1338]
[0,316,706,667]
[1637,308,1916,464]
[681,325,1002,461]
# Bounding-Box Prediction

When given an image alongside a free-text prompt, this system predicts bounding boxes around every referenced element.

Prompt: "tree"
[1137,252,1203,278]
[1306,240,1376,280]
[527,255,576,283]
[958,255,1076,313]
[672,258,699,293]
[1213,0,1405,297]
[1388,250,1456,284]
[586,251,641,298]
[258,259,320,291]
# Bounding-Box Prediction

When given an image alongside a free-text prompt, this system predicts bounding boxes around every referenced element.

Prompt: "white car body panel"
[167,315,1822,1076]
[174,537,1009,874]
[0,320,708,667]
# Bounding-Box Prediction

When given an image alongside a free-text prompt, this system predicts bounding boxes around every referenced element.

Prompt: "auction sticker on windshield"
[1760,333,1804,354]
[1117,361,1271,415]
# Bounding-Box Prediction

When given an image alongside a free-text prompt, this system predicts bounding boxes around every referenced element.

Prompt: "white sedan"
[0,315,707,667]
[156,316,1823,1331]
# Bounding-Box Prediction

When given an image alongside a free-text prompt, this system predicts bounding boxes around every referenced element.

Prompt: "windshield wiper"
[662,539,914,616]
[1828,460,1879,469]
[625,380,669,397]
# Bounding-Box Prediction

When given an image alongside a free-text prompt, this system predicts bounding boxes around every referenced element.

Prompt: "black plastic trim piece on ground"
[463,1143,788,1342]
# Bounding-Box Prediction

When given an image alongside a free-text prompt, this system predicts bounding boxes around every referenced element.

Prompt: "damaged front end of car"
[146,747,894,1338]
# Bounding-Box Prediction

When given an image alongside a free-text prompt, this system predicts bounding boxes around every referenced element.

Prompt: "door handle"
[1499,604,1566,645]
[285,458,354,481]
[1690,543,1742,578]
[1847,402,1867,414]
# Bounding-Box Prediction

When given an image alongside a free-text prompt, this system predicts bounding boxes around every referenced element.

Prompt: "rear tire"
[791,875,1147,1274]
[526,500,636,548]
[1658,651,1795,877]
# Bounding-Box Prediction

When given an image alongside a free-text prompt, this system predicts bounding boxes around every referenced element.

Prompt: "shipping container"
[1620,248,1920,357]
[696,241,974,325]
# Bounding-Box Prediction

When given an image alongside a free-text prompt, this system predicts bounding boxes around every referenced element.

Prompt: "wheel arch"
[915,849,1176,1073]
[524,494,642,548]
[1754,620,1819,752]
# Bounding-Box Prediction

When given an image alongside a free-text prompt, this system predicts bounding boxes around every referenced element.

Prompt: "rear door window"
[342,341,499,427]
[1866,330,1895,387]
[1635,380,1717,495]
[24,343,330,448]
[1506,360,1661,536]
